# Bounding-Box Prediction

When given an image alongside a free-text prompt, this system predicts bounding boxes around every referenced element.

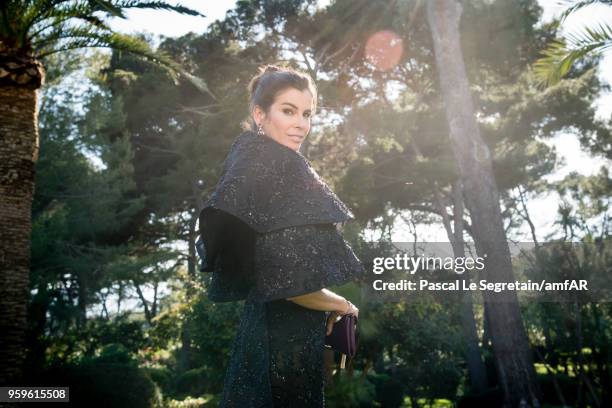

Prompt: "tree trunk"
[25,281,50,374]
[76,270,88,328]
[178,207,199,373]
[0,85,40,385]
[433,180,488,394]
[426,1,542,406]
[591,303,611,407]
[134,282,152,324]
[451,183,489,395]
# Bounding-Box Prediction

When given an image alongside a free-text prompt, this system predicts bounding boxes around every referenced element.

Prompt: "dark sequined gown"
[195,131,364,407]
[218,224,364,407]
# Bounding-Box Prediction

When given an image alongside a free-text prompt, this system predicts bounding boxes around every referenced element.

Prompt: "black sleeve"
[251,224,365,302]
[198,207,256,302]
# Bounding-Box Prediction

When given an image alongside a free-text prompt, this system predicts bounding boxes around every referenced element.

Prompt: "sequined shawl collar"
[200,130,353,233]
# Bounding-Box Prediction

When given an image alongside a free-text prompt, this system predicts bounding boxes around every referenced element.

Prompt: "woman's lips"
[288,135,304,142]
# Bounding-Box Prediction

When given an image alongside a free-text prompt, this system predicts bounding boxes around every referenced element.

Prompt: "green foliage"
[39,315,147,367]
[0,0,211,94]
[331,0,608,227]
[148,307,183,350]
[143,366,174,395]
[28,73,172,361]
[165,395,215,408]
[537,370,579,406]
[187,293,243,392]
[519,238,612,406]
[535,1,612,86]
[27,361,162,408]
[462,0,546,76]
[93,343,138,365]
[368,372,405,408]
[555,167,612,228]
[86,316,148,355]
[325,370,377,408]
[386,301,464,401]
[174,367,211,398]
[25,0,612,405]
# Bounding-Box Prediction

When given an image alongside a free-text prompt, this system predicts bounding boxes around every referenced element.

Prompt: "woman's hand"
[326,311,341,335]
[344,300,359,318]
[325,299,359,335]
[286,290,358,334]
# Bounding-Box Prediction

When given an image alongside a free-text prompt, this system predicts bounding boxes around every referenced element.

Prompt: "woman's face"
[253,87,314,151]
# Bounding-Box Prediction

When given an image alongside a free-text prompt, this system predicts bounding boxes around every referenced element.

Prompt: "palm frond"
[0,1,24,40]
[28,4,112,42]
[90,0,126,18]
[565,22,612,50]
[534,22,612,87]
[534,39,586,86]
[32,24,108,49]
[3,0,204,46]
[557,0,612,23]
[1,0,210,96]
[1,1,72,45]
[36,29,215,99]
[108,1,205,17]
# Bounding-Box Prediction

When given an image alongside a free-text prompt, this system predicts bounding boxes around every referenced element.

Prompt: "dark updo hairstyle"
[242,64,318,131]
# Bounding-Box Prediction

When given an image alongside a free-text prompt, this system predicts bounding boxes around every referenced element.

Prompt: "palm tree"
[535,0,612,86]
[0,0,210,385]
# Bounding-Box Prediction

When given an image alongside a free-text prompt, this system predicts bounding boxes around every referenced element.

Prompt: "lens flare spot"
[365,30,403,71]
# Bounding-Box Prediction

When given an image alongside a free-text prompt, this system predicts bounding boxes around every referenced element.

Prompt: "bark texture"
[426,1,542,406]
[433,180,488,394]
[0,42,45,90]
[0,85,40,385]
[451,182,489,394]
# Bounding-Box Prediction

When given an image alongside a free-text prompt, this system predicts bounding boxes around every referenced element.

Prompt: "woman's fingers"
[326,312,339,335]
[326,316,334,335]
[326,306,360,335]
[347,302,359,318]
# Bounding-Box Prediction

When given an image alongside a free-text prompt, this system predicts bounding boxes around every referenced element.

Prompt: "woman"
[196,65,364,407]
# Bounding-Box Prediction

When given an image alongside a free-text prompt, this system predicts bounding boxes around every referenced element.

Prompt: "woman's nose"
[295,115,309,129]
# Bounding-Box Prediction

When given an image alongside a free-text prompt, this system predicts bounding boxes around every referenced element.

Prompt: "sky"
[104,0,612,242]
[107,0,233,36]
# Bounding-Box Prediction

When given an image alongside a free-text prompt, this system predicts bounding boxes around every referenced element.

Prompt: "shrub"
[27,361,162,408]
[326,369,377,408]
[368,372,405,408]
[174,366,210,397]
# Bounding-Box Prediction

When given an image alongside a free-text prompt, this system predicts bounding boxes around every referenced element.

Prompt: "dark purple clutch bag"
[325,314,358,358]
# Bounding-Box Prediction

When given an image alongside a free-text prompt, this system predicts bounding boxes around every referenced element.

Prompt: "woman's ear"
[252,105,266,126]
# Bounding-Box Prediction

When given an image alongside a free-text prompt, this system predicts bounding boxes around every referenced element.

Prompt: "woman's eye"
[304,112,311,118]
[283,109,293,115]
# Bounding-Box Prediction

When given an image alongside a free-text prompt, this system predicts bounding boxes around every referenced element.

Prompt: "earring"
[257,123,265,136]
